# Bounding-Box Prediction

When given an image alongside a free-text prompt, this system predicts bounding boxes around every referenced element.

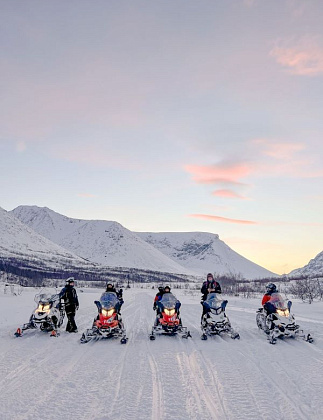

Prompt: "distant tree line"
[0,256,197,287]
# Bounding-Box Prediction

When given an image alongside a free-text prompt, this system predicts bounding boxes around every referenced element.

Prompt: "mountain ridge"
[11,205,277,279]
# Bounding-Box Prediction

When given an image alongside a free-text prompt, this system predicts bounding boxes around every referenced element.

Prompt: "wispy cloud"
[189,213,257,225]
[184,163,252,184]
[251,138,323,178]
[270,36,323,76]
[243,0,257,7]
[77,193,97,198]
[212,189,247,199]
[252,139,305,160]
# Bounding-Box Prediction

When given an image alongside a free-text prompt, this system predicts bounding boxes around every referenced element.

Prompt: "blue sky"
[1,0,322,274]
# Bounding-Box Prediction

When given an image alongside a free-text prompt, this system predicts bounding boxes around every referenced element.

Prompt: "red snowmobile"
[80,292,127,344]
[150,292,191,340]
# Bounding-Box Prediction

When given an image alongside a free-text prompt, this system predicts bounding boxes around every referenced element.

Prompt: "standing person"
[201,273,222,321]
[59,277,79,333]
[201,273,221,301]
[262,283,278,315]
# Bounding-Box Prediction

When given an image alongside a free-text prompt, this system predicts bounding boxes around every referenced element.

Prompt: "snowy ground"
[0,285,322,420]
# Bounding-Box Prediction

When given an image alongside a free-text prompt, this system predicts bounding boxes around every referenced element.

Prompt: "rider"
[105,283,124,313]
[201,273,222,320]
[262,283,278,315]
[153,285,181,325]
[59,277,79,333]
[153,286,165,311]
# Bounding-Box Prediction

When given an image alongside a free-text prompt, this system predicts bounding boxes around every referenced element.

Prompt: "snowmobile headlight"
[102,308,115,317]
[36,304,50,313]
[164,308,175,316]
[277,309,289,317]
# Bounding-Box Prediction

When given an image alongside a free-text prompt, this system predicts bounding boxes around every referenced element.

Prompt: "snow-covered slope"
[11,205,277,279]
[137,232,276,279]
[0,286,322,419]
[0,207,92,268]
[11,206,192,275]
[289,251,323,277]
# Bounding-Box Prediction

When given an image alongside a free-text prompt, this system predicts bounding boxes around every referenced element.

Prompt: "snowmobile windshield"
[205,293,222,309]
[268,293,287,310]
[34,289,58,304]
[100,292,119,310]
[160,293,178,309]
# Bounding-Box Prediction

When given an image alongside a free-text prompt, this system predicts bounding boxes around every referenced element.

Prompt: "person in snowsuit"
[201,273,222,320]
[262,283,278,315]
[153,285,181,326]
[105,283,123,313]
[59,277,79,333]
[201,273,222,301]
[153,286,165,312]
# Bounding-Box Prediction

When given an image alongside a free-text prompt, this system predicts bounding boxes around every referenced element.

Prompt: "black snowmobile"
[201,292,240,340]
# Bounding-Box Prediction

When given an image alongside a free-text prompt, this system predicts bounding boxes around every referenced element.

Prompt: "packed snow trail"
[0,286,322,420]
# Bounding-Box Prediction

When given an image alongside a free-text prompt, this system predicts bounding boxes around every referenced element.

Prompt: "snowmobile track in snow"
[1,288,323,420]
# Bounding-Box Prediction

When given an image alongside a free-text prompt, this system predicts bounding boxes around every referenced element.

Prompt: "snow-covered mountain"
[137,232,276,279]
[11,206,192,275]
[11,206,277,279]
[0,207,93,269]
[288,251,323,277]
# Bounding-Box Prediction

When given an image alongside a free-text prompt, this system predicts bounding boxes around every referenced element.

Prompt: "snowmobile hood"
[160,293,179,309]
[267,293,288,310]
[100,292,119,309]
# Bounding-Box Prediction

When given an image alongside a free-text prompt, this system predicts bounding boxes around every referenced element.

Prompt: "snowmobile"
[256,292,314,344]
[149,293,191,340]
[15,289,64,338]
[80,292,127,344]
[200,292,240,340]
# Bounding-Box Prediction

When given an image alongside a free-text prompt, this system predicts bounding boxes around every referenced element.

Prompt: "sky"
[0,0,322,275]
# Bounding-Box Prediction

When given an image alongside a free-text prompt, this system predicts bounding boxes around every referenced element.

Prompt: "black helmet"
[66,277,75,285]
[266,283,277,293]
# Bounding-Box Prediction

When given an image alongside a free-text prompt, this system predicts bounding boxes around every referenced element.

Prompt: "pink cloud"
[250,138,323,178]
[189,214,257,225]
[184,163,252,184]
[243,0,256,7]
[252,139,305,160]
[212,189,247,199]
[77,193,97,198]
[270,36,323,76]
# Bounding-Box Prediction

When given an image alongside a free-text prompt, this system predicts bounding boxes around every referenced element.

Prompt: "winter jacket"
[59,285,79,309]
[154,291,164,304]
[262,290,279,306]
[201,280,222,301]
[261,294,272,306]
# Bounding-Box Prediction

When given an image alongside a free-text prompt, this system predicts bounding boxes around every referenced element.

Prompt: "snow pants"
[65,305,77,332]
